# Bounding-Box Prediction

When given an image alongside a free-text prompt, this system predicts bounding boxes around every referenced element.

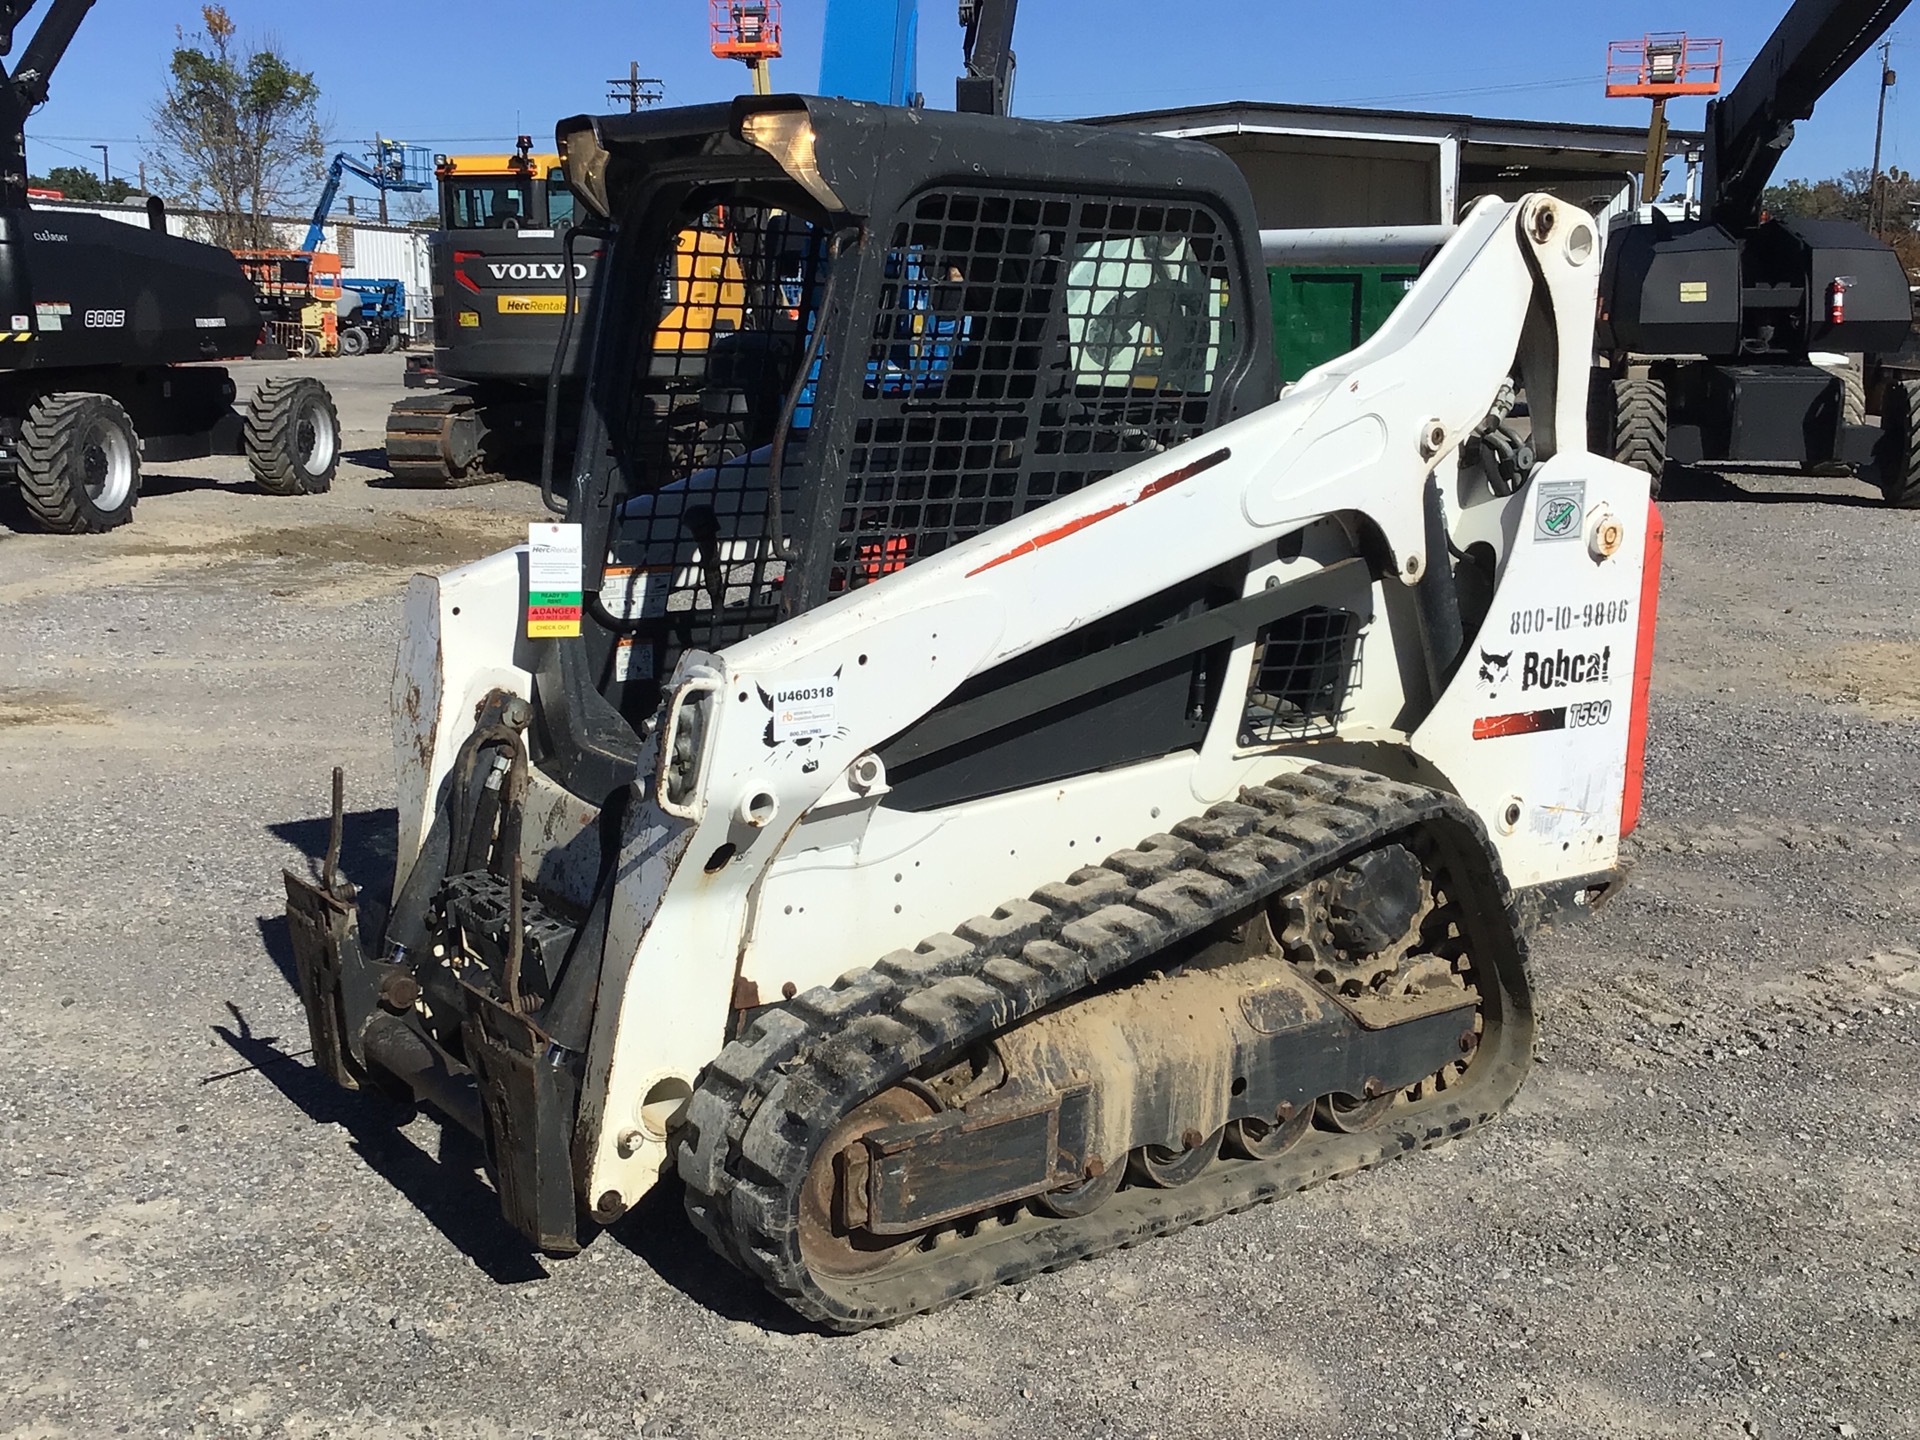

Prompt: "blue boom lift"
[300,139,431,357]
[301,139,433,253]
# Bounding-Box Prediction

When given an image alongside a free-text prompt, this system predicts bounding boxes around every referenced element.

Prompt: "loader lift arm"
[956,0,1017,114]
[1702,0,1913,230]
[0,0,94,206]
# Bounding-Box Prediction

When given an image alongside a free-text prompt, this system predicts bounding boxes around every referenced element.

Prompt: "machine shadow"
[1660,465,1885,507]
[209,1001,551,1285]
[604,1183,814,1334]
[342,446,391,471]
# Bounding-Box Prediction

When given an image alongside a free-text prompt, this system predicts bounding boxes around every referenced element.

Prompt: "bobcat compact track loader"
[283,96,1663,1331]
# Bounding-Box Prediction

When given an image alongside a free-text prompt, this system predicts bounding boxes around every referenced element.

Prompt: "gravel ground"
[1,358,1916,1439]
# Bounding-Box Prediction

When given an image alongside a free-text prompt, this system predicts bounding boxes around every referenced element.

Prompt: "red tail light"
[453,250,482,294]
[1620,501,1665,834]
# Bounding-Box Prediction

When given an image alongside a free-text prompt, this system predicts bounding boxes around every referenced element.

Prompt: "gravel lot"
[1,354,1916,1439]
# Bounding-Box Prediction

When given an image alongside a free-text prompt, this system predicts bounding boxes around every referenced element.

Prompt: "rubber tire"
[14,392,141,533]
[1608,377,1668,498]
[1876,379,1920,508]
[245,375,341,496]
[338,326,370,358]
[1841,360,1866,429]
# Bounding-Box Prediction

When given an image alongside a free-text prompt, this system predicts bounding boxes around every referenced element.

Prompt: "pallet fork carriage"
[286,96,1660,1329]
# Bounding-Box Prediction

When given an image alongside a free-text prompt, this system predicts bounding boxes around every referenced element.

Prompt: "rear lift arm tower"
[1595,0,1920,506]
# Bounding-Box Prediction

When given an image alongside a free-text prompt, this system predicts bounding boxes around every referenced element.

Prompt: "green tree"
[1763,166,1920,231]
[28,165,138,203]
[148,4,323,249]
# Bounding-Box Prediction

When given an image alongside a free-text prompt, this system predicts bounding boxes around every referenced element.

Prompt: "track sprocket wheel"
[1278,836,1482,1117]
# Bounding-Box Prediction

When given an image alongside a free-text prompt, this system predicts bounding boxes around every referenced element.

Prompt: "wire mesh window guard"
[606,207,831,683]
[833,189,1239,594]
[1241,606,1365,745]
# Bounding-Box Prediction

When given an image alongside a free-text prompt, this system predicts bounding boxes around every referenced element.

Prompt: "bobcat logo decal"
[1478,648,1512,697]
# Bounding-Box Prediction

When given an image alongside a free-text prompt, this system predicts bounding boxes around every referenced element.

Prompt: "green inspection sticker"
[1533,480,1586,543]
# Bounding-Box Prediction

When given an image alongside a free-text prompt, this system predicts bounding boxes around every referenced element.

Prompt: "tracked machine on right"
[1594,0,1920,505]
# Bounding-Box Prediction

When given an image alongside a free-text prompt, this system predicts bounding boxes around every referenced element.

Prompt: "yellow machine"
[388,146,744,484]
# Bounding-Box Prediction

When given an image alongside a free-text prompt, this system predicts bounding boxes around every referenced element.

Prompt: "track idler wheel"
[796,1086,937,1280]
[385,396,492,487]
[1316,1090,1395,1133]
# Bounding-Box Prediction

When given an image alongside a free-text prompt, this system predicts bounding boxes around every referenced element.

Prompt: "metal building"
[1082,100,1703,229]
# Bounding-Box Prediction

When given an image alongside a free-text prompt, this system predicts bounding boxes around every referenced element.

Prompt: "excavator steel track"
[677,763,1536,1331]
[384,396,503,488]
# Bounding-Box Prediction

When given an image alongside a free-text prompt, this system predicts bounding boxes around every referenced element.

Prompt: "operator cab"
[437,138,575,233]
[552,97,1279,795]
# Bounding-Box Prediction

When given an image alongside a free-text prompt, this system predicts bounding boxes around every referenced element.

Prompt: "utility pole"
[374,132,390,224]
[1869,41,1897,233]
[91,141,107,185]
[607,61,664,112]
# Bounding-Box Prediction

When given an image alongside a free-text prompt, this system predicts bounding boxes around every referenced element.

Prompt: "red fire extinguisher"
[1829,276,1854,325]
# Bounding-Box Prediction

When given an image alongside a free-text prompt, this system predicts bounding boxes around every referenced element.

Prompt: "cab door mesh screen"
[605,209,830,690]
[831,190,1240,594]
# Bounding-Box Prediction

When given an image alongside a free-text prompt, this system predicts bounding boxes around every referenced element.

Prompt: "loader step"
[677,763,1534,1331]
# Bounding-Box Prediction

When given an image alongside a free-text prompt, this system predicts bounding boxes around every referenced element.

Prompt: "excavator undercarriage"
[283,95,1658,1330]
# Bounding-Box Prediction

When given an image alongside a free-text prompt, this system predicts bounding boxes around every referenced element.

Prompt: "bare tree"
[148,5,324,250]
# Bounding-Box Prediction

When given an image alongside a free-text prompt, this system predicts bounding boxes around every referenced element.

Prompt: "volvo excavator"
[385,142,749,487]
[283,93,1661,1330]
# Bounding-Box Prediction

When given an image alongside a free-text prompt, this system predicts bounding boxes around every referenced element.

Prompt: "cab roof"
[436,153,563,177]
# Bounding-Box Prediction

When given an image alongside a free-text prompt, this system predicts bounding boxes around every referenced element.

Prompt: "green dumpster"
[1267,266,1421,383]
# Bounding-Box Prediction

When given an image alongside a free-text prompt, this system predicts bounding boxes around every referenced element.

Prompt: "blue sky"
[25,2,1917,201]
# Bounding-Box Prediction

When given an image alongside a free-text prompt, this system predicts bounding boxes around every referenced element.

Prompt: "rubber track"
[1611,378,1668,496]
[16,393,135,533]
[678,763,1536,1331]
[246,377,338,496]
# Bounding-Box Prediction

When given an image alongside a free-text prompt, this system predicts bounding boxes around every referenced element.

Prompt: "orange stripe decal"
[966,447,1231,577]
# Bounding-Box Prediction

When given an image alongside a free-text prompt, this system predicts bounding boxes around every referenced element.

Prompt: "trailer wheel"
[15,392,141,533]
[1875,379,1920,508]
[1607,377,1669,497]
[338,326,370,358]
[246,375,341,496]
